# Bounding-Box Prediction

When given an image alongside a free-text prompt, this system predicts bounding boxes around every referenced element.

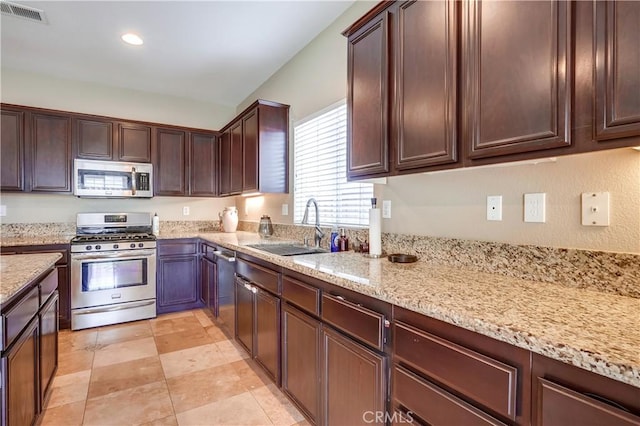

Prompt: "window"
[294,101,374,227]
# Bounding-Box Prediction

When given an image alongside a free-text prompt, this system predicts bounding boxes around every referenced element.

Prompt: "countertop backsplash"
[2,219,638,298]
[238,220,640,298]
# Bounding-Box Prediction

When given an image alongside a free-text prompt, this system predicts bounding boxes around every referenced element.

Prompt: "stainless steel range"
[70,212,157,330]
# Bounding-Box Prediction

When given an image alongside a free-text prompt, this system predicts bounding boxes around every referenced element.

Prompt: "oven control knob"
[85,245,92,251]
[130,243,136,248]
[138,243,144,248]
[113,244,119,249]
[95,245,102,250]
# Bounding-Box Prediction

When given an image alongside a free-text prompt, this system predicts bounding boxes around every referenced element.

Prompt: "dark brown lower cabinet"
[282,304,321,424]
[234,274,281,383]
[3,317,39,426]
[254,289,280,382]
[235,278,254,355]
[322,327,387,426]
[157,255,201,314]
[531,353,640,426]
[39,292,59,406]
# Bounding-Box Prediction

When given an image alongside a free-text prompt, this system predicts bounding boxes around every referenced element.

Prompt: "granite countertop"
[194,231,640,388]
[0,253,62,304]
[1,235,74,247]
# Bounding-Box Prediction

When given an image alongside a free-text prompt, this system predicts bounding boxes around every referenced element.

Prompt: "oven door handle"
[74,299,155,315]
[71,249,156,260]
[213,250,236,262]
[131,167,137,195]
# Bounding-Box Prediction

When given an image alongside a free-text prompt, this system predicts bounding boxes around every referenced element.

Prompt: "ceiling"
[0,1,355,107]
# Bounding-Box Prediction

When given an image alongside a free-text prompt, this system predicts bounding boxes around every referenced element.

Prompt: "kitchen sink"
[247,243,328,256]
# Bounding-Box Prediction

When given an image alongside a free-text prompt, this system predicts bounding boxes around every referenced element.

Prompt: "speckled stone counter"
[1,235,73,247]
[0,253,62,304]
[195,232,640,388]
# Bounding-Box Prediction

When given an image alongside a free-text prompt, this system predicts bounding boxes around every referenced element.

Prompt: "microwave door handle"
[131,167,137,195]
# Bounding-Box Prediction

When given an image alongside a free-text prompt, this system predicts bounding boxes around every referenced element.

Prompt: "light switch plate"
[281,204,288,216]
[581,192,610,226]
[382,200,391,218]
[524,193,546,223]
[487,196,503,221]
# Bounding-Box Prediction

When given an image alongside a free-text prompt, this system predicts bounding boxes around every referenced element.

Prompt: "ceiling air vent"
[0,0,48,24]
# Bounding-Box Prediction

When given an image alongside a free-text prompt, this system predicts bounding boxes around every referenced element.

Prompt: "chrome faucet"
[301,198,324,248]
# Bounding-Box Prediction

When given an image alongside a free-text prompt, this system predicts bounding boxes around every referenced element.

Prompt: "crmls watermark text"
[363,411,414,424]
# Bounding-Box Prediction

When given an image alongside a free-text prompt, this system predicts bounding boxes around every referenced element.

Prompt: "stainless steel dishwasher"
[214,248,236,338]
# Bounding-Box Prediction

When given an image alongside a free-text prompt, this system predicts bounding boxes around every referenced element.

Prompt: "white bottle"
[152,213,160,236]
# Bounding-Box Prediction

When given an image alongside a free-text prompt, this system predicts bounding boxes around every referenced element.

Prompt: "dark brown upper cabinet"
[154,128,188,196]
[230,120,244,195]
[218,100,289,196]
[189,132,218,197]
[594,0,640,142]
[344,1,458,180]
[394,0,458,171]
[346,11,389,179]
[74,118,152,162]
[1,108,26,191]
[118,123,152,162]
[461,0,572,160]
[30,112,72,192]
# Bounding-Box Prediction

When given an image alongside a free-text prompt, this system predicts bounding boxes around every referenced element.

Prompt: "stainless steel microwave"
[73,159,153,198]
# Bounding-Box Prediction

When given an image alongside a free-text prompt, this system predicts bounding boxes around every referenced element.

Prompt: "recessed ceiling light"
[121,33,143,46]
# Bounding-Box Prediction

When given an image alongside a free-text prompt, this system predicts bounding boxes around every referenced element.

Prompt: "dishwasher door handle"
[214,250,236,262]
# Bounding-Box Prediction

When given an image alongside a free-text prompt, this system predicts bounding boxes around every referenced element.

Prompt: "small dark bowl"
[387,253,418,263]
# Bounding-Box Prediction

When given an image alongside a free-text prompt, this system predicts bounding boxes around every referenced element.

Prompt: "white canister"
[219,207,238,233]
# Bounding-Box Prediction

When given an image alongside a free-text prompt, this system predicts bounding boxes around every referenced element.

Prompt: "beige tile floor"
[40,309,308,426]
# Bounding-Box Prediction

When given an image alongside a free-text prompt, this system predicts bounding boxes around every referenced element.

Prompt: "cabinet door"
[230,121,243,194]
[157,255,200,314]
[395,0,457,170]
[118,123,152,162]
[594,1,640,141]
[234,279,254,355]
[4,317,39,426]
[242,109,258,193]
[30,112,72,192]
[322,327,387,426]
[218,129,232,196]
[57,265,71,330]
[190,132,217,196]
[74,118,114,160]
[200,256,216,313]
[462,1,571,159]
[282,304,321,424]
[155,128,187,196]
[254,288,280,383]
[1,109,25,191]
[40,292,59,406]
[347,12,390,179]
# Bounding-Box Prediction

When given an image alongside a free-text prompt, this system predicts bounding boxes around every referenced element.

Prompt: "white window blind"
[294,101,373,227]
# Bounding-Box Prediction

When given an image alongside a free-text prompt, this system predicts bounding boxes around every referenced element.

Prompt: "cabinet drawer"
[3,286,39,349]
[236,259,280,295]
[394,365,506,426]
[322,293,384,350]
[158,241,198,256]
[39,269,58,306]
[394,321,517,420]
[537,378,640,426]
[282,276,320,316]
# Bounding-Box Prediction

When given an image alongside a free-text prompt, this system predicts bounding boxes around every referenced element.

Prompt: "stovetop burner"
[71,233,156,244]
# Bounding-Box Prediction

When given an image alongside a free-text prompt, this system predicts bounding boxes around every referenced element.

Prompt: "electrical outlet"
[524,193,546,223]
[282,204,289,216]
[487,196,503,221]
[182,206,190,216]
[382,200,391,218]
[0,205,6,217]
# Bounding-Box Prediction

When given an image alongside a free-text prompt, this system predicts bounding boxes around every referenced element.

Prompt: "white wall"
[235,2,640,254]
[0,69,237,224]
[1,69,234,129]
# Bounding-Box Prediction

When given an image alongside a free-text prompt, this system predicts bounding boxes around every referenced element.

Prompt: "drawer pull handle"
[583,392,631,412]
[335,295,345,301]
[384,319,390,328]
